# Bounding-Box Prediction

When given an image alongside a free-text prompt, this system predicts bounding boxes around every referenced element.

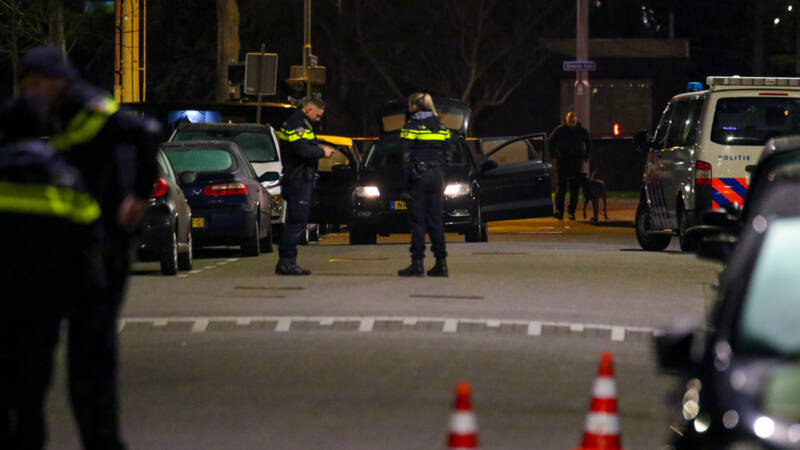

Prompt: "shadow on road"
[619,248,684,254]
[583,220,634,228]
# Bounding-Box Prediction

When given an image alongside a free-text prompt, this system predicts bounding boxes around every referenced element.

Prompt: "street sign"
[563,60,596,71]
[244,52,278,96]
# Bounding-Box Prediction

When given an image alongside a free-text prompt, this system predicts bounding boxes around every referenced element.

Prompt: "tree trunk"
[48,0,66,53]
[216,0,240,102]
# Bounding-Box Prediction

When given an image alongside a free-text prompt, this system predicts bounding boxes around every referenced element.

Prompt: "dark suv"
[349,98,553,244]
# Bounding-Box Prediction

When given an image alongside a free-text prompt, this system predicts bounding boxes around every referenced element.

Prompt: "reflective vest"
[50,96,119,151]
[277,125,316,143]
[400,125,451,142]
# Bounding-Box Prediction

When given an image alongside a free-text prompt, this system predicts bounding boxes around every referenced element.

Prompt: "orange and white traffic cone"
[577,352,623,450]
[447,382,478,449]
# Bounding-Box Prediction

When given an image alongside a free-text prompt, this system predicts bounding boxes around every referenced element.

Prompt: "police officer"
[17,46,160,449]
[398,93,451,277]
[0,95,102,449]
[275,97,334,275]
[549,111,591,220]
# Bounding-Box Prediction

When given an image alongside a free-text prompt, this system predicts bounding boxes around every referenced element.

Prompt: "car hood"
[357,166,467,191]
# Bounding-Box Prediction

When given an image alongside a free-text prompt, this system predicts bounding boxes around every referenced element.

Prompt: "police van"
[634,76,800,251]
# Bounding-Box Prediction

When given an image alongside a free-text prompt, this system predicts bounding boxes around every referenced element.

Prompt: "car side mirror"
[696,232,737,262]
[654,327,701,374]
[331,164,353,174]
[480,160,498,173]
[633,130,652,152]
[258,171,280,183]
[179,171,197,185]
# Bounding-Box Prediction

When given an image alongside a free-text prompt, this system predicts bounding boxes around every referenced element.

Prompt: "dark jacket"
[277,108,325,181]
[48,81,160,233]
[400,111,451,165]
[549,122,591,162]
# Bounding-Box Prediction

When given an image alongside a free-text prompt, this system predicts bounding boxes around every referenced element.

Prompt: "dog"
[581,169,608,222]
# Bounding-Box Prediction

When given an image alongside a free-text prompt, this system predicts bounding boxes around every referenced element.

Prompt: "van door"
[309,142,358,226]
[659,98,704,228]
[477,134,553,221]
[644,103,675,229]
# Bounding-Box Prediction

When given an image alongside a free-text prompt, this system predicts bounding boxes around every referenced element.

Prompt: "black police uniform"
[276,108,325,275]
[549,122,591,219]
[46,82,159,449]
[0,134,101,449]
[398,111,451,277]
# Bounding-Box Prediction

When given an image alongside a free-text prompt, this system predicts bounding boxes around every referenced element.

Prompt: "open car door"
[477,133,553,221]
[309,137,359,226]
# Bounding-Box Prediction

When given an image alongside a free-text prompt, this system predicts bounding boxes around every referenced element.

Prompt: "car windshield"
[164,148,235,173]
[736,218,800,356]
[173,130,278,163]
[711,98,800,146]
[364,139,465,169]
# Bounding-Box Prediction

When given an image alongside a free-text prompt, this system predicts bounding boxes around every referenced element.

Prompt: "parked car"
[634,76,800,252]
[169,122,288,241]
[137,149,193,275]
[311,135,362,234]
[657,184,800,449]
[160,140,273,256]
[348,98,553,244]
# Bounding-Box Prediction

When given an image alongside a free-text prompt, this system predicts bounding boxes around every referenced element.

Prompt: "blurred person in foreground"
[11,45,161,449]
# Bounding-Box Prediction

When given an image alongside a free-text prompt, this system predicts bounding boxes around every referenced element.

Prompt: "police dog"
[581,169,608,222]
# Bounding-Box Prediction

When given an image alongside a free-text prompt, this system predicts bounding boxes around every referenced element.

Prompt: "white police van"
[634,76,800,251]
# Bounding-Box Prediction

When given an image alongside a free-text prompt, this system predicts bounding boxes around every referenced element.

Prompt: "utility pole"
[575,0,590,131]
[114,0,145,103]
[303,0,312,97]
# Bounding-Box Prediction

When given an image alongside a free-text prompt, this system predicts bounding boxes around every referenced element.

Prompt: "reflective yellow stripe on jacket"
[277,127,316,142]
[400,127,451,141]
[0,181,100,224]
[50,97,120,151]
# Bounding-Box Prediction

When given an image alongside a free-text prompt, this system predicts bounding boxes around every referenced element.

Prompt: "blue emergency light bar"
[686,82,703,92]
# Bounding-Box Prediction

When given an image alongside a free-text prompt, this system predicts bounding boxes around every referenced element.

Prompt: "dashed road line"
[117,315,659,342]
[178,258,241,278]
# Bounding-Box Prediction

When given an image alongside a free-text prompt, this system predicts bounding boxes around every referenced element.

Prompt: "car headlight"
[444,183,471,198]
[355,186,381,198]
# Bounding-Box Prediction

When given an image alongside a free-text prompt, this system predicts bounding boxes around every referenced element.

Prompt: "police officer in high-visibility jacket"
[0,94,102,448]
[275,97,334,275]
[398,93,451,277]
[15,46,160,450]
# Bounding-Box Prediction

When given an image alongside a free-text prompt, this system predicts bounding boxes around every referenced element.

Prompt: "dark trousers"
[67,241,129,450]
[278,178,313,265]
[409,168,447,260]
[555,158,583,215]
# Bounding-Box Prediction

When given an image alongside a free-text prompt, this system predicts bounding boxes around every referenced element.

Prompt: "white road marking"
[118,315,658,342]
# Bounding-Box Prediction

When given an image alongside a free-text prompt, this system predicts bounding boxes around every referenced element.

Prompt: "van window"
[666,99,704,147]
[653,103,674,148]
[711,98,800,146]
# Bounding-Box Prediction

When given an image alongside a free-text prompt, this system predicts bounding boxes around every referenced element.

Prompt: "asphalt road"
[43,199,721,449]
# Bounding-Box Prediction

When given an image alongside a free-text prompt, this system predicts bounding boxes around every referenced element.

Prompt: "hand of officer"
[118,194,147,230]
[322,146,335,158]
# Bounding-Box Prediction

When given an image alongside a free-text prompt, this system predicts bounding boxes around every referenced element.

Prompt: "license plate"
[391,200,408,210]
[191,217,205,228]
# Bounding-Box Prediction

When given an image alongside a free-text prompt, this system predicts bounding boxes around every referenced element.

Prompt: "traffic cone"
[576,352,623,450]
[447,382,478,449]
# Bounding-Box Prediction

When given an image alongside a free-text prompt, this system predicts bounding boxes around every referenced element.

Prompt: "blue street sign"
[563,60,596,71]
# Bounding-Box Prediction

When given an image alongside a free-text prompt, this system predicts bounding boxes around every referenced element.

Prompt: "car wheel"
[160,229,179,275]
[465,204,484,243]
[480,221,488,242]
[178,228,193,271]
[678,206,698,252]
[241,218,261,257]
[260,221,274,253]
[308,223,319,242]
[349,225,377,245]
[635,199,671,251]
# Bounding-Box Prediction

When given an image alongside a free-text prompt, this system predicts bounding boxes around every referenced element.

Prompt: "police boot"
[427,258,448,277]
[398,258,424,277]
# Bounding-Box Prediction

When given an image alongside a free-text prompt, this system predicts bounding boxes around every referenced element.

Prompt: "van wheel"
[678,207,698,252]
[635,200,671,251]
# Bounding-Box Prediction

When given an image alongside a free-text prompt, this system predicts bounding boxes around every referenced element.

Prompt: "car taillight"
[150,177,168,198]
[203,182,249,196]
[695,160,712,185]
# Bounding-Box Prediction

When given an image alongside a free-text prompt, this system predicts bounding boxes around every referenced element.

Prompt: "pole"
[303,0,312,97]
[257,43,265,125]
[575,0,590,132]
